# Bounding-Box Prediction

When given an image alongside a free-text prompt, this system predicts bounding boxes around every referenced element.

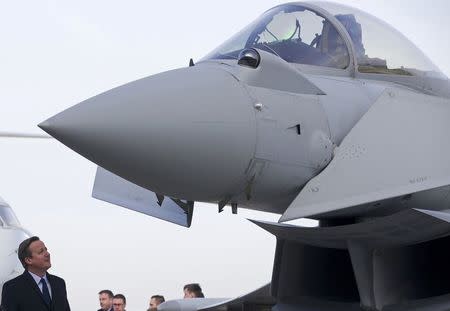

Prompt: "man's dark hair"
[18,236,40,269]
[151,295,165,304]
[184,283,204,298]
[113,294,126,304]
[99,289,114,298]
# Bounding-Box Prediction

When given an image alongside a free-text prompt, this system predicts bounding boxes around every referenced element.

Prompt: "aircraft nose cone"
[38,120,51,132]
[39,65,256,201]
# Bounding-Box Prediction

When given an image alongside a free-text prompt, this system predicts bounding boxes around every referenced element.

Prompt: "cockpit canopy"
[203,1,445,79]
[0,200,20,227]
[316,1,445,78]
[203,4,350,69]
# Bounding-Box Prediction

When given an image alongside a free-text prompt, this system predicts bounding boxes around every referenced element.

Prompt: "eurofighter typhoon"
[40,2,450,311]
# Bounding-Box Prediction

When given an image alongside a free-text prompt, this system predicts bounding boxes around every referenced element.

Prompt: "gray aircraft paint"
[157,284,274,311]
[281,87,450,221]
[221,50,325,95]
[158,298,230,311]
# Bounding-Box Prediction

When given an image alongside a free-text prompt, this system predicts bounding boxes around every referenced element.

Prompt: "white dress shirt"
[28,270,53,298]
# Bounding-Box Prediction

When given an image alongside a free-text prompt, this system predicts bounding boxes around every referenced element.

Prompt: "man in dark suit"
[0,236,71,311]
[98,289,114,311]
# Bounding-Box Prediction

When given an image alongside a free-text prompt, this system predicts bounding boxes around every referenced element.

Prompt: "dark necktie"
[40,278,52,306]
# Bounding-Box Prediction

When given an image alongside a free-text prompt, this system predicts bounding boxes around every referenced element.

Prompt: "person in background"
[98,289,114,311]
[183,283,204,298]
[112,294,127,311]
[148,295,165,311]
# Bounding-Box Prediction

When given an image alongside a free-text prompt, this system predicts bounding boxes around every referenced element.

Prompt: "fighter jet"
[40,2,450,310]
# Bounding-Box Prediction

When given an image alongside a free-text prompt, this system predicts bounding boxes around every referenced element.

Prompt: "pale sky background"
[1,1,449,310]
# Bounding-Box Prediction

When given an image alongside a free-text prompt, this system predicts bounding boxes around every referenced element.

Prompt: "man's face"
[99,293,113,310]
[183,289,195,299]
[25,240,51,271]
[149,298,160,310]
[113,298,125,311]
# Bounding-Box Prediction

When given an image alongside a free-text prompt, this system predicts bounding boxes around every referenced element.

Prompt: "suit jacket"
[1,271,70,311]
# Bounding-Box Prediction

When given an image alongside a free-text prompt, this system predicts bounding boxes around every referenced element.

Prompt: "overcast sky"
[1,1,449,310]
